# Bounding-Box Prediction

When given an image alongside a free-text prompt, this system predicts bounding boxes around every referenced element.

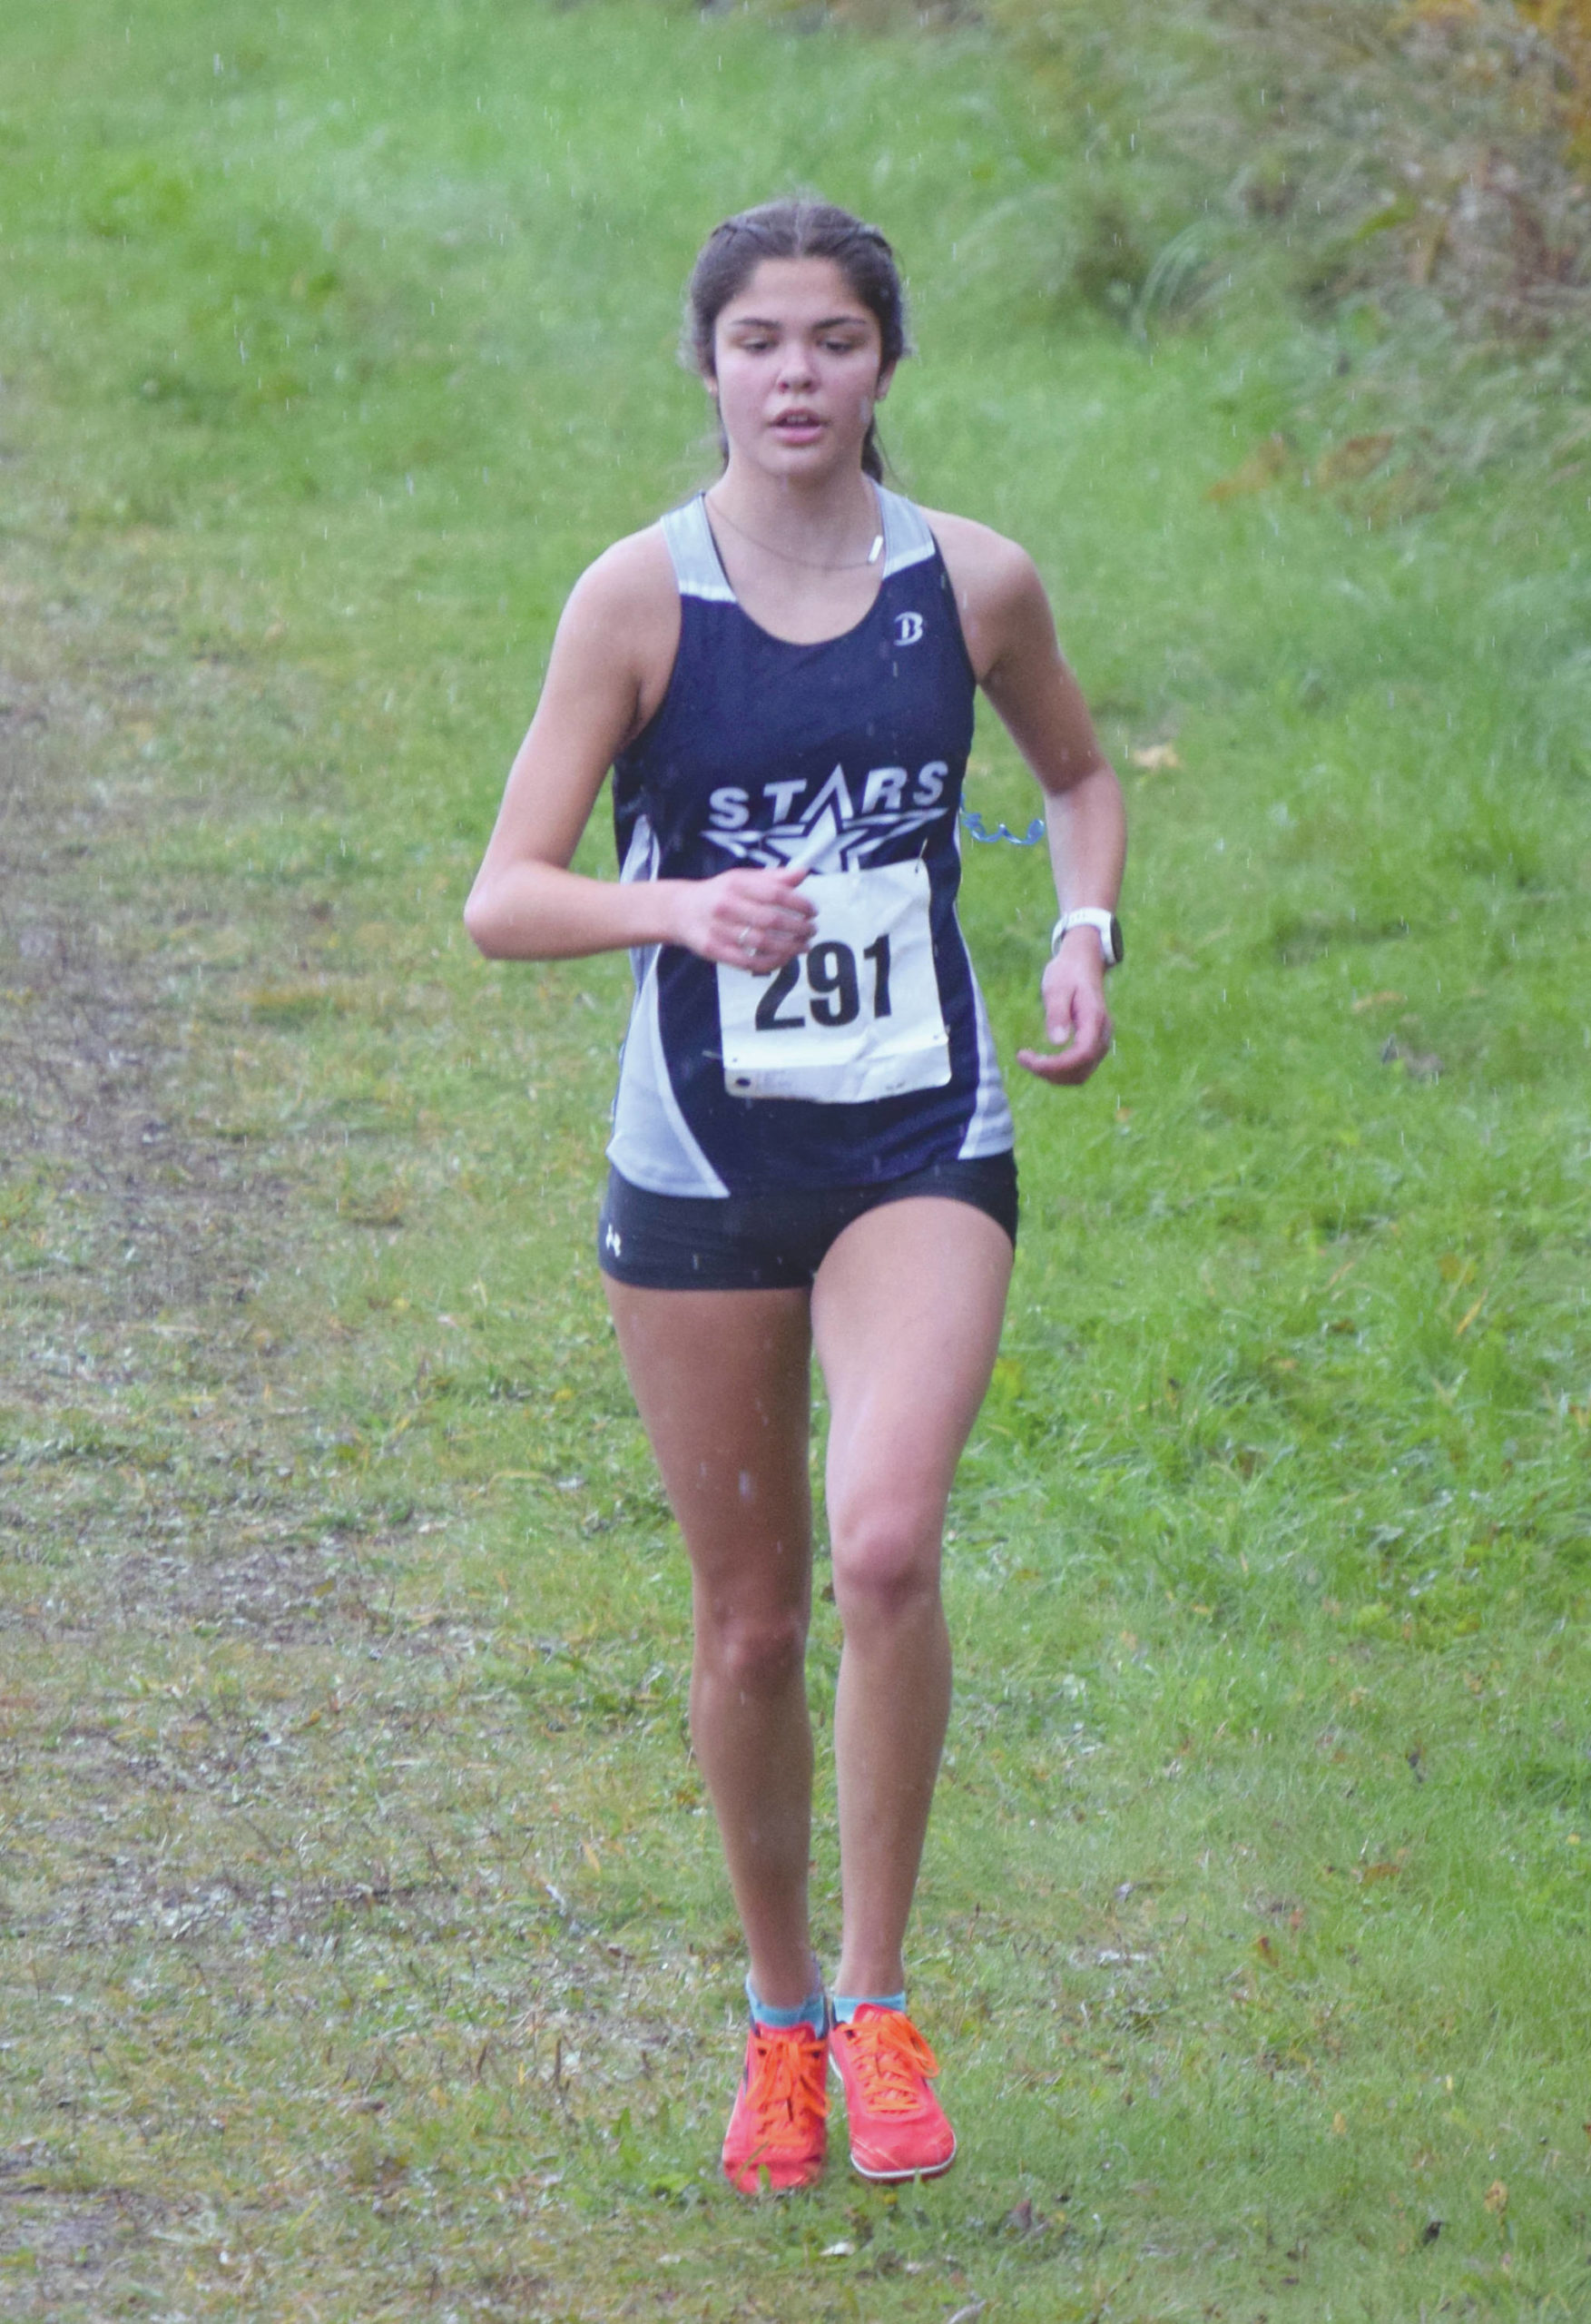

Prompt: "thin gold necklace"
[705,493,884,572]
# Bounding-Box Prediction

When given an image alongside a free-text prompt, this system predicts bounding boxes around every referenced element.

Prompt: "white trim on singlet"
[607,809,731,1197]
[662,487,936,601]
[876,485,938,579]
[661,499,737,603]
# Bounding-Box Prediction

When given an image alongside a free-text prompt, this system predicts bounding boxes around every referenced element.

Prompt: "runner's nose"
[775,344,817,392]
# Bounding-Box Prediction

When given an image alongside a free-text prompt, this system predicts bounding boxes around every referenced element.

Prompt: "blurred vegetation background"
[833,0,1591,496]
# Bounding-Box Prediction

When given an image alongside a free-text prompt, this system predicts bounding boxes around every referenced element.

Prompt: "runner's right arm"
[464,534,815,967]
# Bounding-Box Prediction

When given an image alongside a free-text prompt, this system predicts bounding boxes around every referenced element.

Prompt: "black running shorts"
[596,1152,1018,1293]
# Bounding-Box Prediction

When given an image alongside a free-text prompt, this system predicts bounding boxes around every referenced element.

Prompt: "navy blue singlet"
[606,487,1014,1197]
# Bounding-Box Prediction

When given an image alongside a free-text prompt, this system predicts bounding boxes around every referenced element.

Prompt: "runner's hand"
[673,865,816,970]
[1017,937,1112,1085]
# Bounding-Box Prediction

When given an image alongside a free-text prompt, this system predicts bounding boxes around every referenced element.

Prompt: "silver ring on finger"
[739,925,756,958]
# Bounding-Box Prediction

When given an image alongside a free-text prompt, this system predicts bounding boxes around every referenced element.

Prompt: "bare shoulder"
[561,520,678,635]
[918,507,1036,588]
[546,520,680,733]
[917,507,1053,682]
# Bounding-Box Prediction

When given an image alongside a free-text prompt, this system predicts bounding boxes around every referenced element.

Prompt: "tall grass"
[905,0,1591,503]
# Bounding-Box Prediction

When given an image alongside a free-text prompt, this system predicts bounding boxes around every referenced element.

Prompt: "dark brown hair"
[683,197,911,483]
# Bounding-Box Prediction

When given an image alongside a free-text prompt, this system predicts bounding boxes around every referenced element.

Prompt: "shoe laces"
[744,2025,827,2145]
[840,2009,938,2114]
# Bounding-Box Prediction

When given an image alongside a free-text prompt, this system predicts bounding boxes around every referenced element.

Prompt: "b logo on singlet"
[893,611,924,646]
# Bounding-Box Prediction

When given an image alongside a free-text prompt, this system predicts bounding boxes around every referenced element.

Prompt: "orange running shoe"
[721,2020,829,2194]
[830,2005,957,2182]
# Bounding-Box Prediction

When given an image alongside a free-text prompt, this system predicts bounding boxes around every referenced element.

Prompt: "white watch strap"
[1051,908,1118,961]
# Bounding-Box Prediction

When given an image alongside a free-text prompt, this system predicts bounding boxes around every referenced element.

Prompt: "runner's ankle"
[830,1988,907,2024]
[747,1964,828,2039]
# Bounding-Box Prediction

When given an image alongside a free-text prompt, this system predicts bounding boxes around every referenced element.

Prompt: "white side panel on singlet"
[952,808,1015,1157]
[608,958,732,1196]
[958,968,1015,1157]
[607,809,731,1197]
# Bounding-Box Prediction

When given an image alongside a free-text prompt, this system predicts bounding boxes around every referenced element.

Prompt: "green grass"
[1,0,1589,2317]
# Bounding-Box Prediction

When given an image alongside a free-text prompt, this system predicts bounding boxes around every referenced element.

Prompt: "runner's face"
[710,258,890,480]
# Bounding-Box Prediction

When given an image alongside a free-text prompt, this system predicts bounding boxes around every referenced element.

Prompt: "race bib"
[717,862,951,1104]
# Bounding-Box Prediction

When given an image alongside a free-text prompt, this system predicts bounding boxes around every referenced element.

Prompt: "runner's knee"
[698,1602,809,1694]
[830,1504,942,1629]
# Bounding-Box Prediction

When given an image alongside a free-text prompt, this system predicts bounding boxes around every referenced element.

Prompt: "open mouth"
[771,409,824,439]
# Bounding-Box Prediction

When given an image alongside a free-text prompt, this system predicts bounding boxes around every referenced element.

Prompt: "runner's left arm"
[937,518,1125,1088]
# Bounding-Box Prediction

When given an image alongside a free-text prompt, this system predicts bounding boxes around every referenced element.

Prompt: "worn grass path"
[3,3,1590,2318]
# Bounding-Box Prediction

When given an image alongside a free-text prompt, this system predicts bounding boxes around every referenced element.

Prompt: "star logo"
[704,765,940,873]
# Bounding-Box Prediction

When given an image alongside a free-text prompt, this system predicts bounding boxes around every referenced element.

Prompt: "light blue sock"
[746,1969,827,2040]
[830,1989,907,2024]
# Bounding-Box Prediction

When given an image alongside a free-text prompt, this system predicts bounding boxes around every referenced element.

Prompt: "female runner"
[466,198,1125,2193]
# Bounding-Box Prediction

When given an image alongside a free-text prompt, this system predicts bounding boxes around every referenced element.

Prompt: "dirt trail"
[0,606,651,2320]
[0,616,582,2323]
[2,686,264,1306]
[0,655,347,1617]
[0,655,385,2310]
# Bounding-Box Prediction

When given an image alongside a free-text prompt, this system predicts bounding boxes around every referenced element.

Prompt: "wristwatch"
[1051,908,1124,968]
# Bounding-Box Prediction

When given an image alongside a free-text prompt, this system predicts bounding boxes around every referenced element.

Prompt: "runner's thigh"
[604,1283,815,1604]
[810,1198,1013,1563]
